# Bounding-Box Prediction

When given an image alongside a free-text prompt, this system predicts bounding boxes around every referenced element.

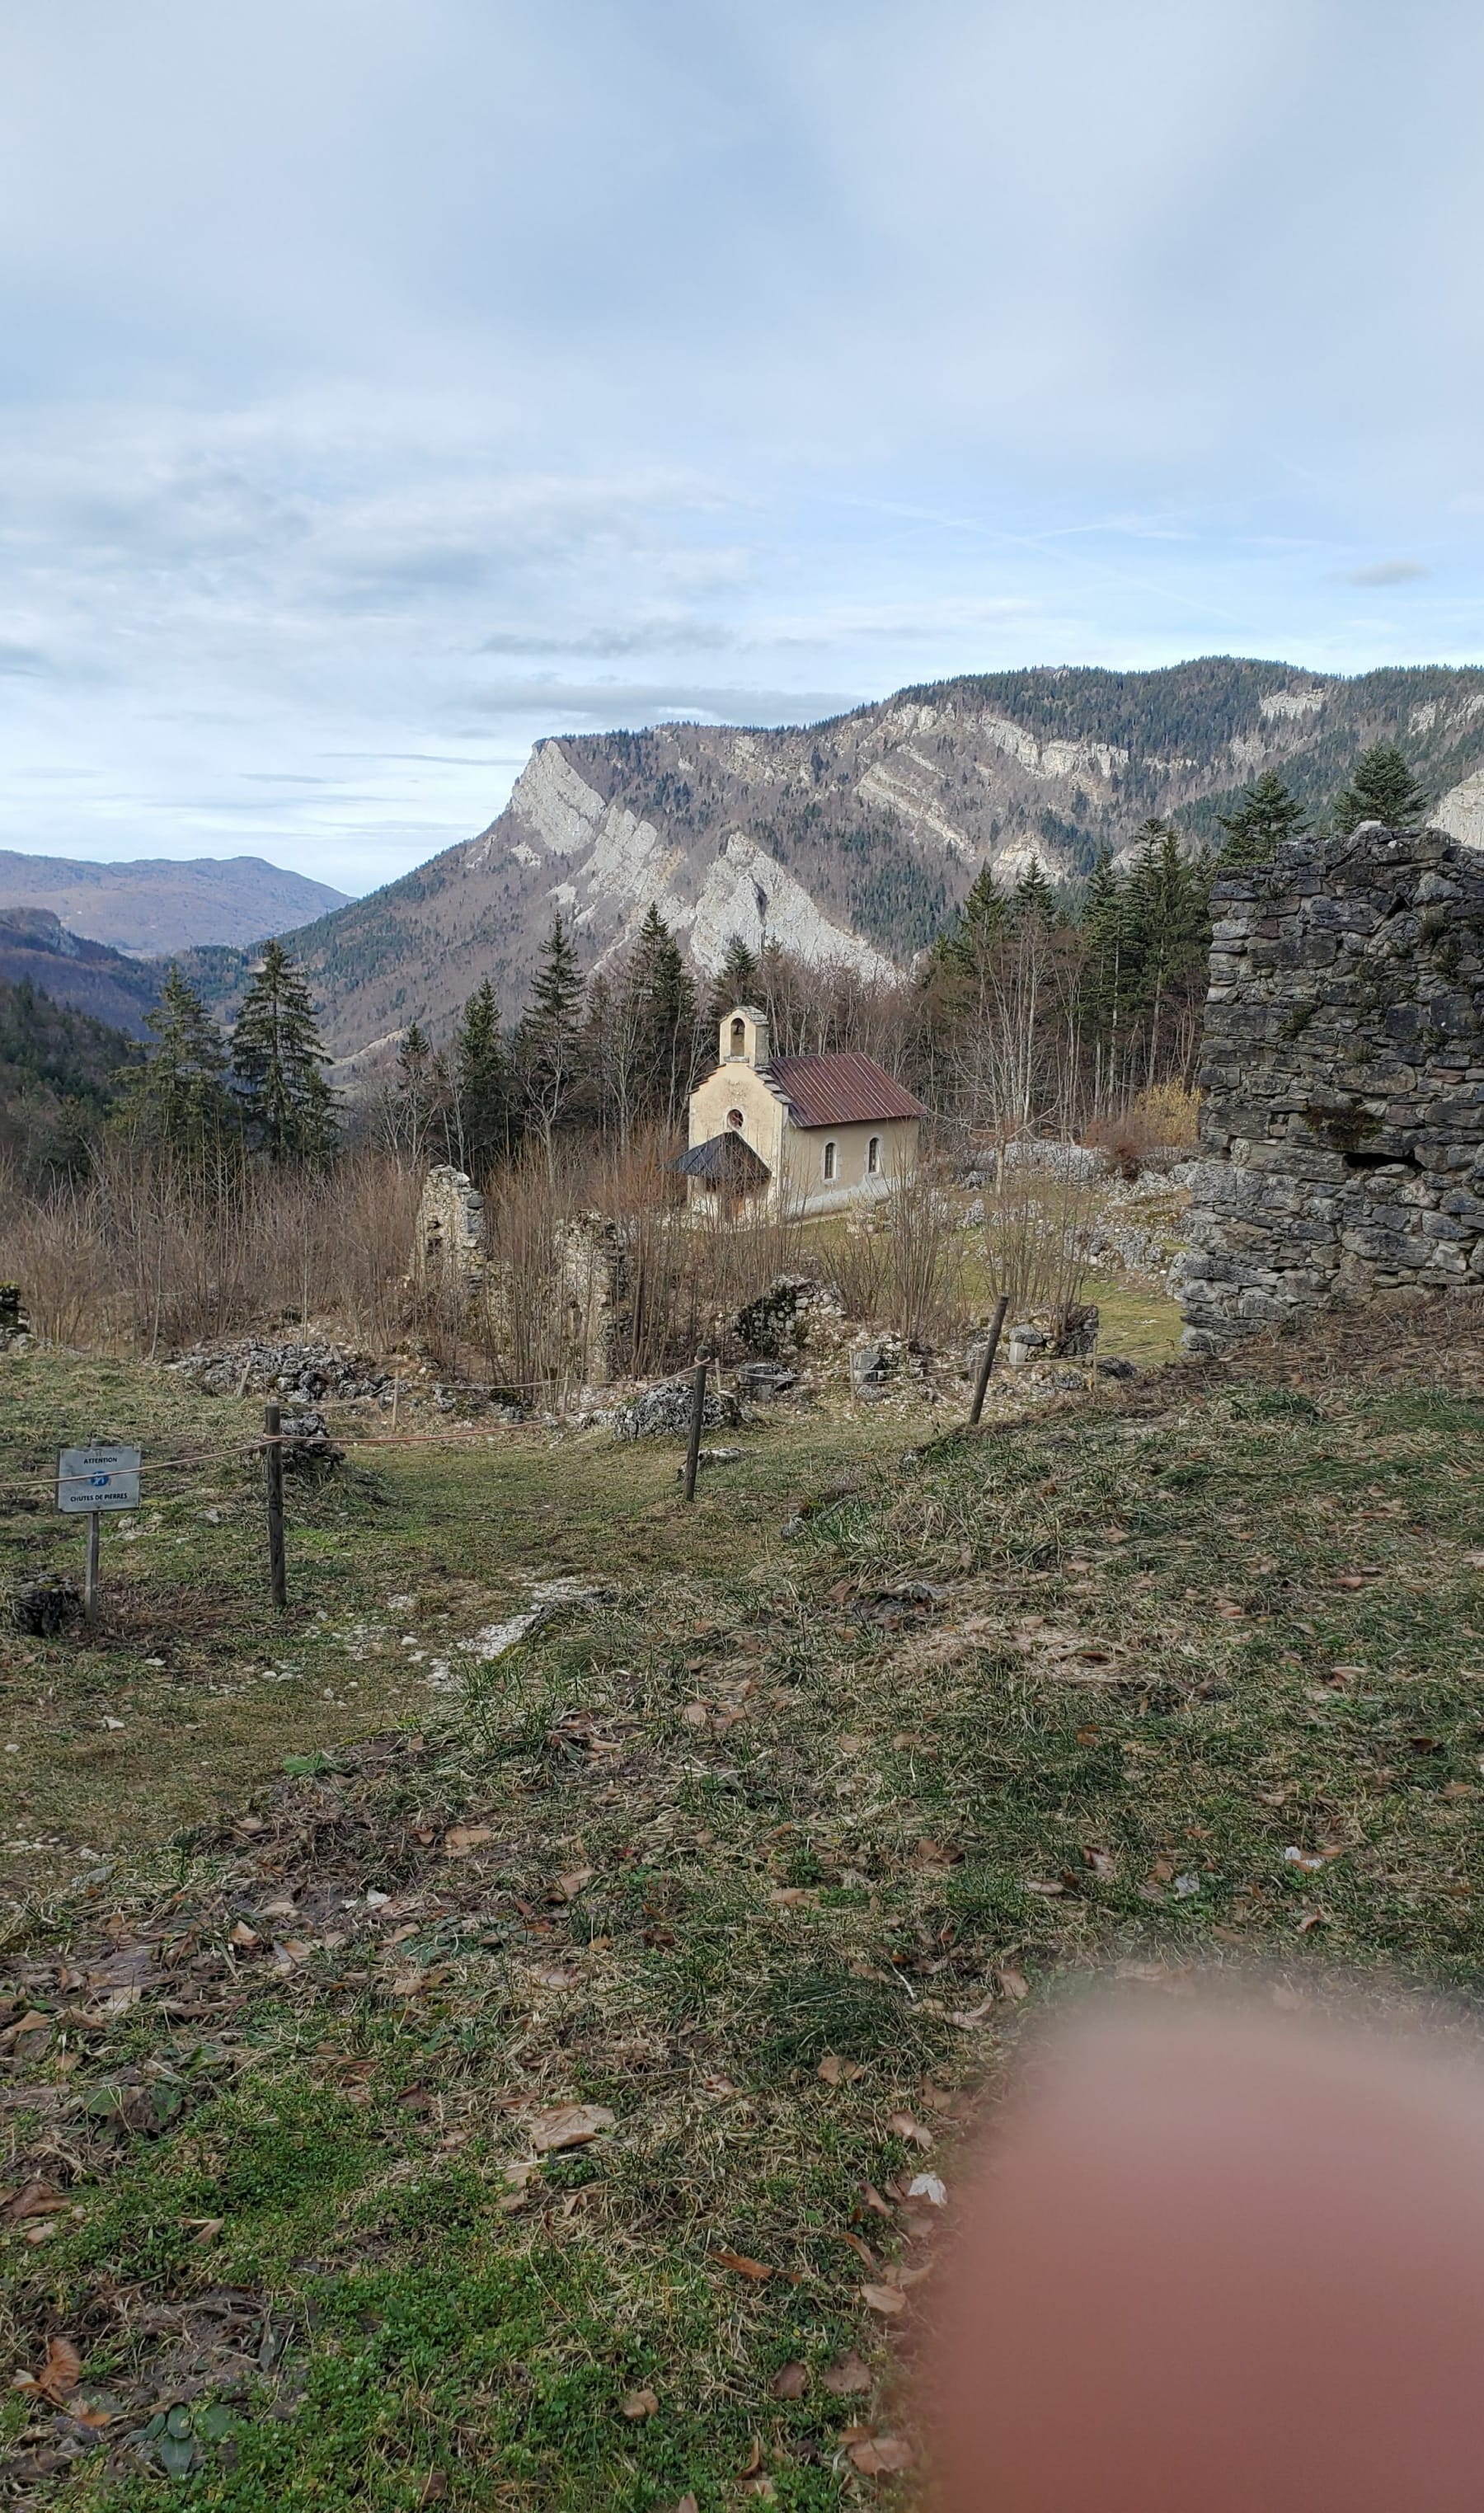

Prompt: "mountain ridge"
[267,656,1484,1067]
[0,851,350,957]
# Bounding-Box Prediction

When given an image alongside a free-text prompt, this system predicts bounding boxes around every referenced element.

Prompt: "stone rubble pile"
[170,1337,397,1406]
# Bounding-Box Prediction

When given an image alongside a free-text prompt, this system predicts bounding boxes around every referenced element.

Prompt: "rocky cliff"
[273,658,1484,1064]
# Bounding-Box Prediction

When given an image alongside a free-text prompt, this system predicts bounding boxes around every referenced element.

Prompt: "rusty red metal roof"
[764,1051,928,1130]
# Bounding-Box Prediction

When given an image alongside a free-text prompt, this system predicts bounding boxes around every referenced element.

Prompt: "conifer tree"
[1122,822,1213,1070]
[1009,857,1060,929]
[1215,771,1308,867]
[1333,743,1431,835]
[710,934,760,1023]
[229,940,336,1164]
[116,964,235,1156]
[515,914,586,1172]
[931,861,1009,976]
[453,980,507,1172]
[1077,849,1135,1079]
[624,903,699,1126]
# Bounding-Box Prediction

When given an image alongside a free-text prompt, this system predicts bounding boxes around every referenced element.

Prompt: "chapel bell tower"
[720,1004,770,1069]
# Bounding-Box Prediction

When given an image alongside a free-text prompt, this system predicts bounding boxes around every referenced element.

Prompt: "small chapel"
[679,1005,928,1218]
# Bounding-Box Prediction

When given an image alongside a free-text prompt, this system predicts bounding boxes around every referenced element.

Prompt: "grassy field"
[2,1292,1482,2511]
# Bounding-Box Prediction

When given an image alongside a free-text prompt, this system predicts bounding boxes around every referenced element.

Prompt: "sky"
[4,0,1484,899]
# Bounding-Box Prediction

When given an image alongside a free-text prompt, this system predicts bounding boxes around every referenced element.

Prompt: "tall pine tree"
[1009,858,1061,929]
[709,934,760,1024]
[1333,743,1431,834]
[229,941,336,1164]
[623,904,699,1127]
[930,860,1009,976]
[453,980,507,1173]
[1215,771,1307,867]
[514,914,586,1172]
[1121,822,1213,1078]
[116,964,235,1156]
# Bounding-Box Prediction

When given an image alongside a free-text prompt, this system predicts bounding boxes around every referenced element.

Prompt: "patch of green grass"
[4,1302,1482,2510]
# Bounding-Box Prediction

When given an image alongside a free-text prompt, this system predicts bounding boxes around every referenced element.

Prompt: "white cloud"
[1,0,1484,892]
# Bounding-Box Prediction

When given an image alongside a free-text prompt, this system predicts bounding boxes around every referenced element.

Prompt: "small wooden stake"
[264,1401,288,1610]
[682,1359,708,1502]
[83,1509,101,1624]
[968,1294,1011,1427]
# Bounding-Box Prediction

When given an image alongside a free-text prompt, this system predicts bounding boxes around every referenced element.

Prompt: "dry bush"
[1083,1081,1200,1176]
[825,1167,967,1346]
[1,1147,423,1356]
[981,1164,1099,1332]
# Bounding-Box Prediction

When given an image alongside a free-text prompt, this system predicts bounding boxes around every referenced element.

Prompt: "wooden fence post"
[264,1402,287,1609]
[968,1294,1011,1428]
[682,1360,708,1502]
[83,1510,100,1625]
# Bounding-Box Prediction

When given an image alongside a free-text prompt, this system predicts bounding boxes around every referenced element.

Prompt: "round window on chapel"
[726,1107,744,1129]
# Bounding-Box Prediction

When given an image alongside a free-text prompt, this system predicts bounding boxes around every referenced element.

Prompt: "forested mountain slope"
[0,852,347,956]
[275,658,1484,1060]
[0,977,139,1177]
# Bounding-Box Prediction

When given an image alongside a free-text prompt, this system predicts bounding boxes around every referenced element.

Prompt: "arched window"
[822,1139,838,1182]
[730,1016,746,1053]
[866,1135,881,1174]
[726,1107,744,1130]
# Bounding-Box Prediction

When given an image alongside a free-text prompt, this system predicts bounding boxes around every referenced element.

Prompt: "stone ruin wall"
[408,1166,631,1384]
[1181,823,1484,1352]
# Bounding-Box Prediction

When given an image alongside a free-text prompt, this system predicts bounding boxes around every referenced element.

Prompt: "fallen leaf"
[996,1966,1030,1999]
[737,2439,763,2476]
[820,2351,872,2395]
[681,1703,710,1728]
[16,2338,82,2403]
[887,2111,933,2150]
[21,2221,59,2246]
[4,2180,65,2224]
[669,2498,699,2513]
[556,1868,595,1900]
[907,2172,946,2207]
[770,2361,807,2400]
[443,1825,495,1857]
[70,2401,115,2430]
[714,2248,773,2280]
[527,2103,615,2153]
[228,1922,259,1949]
[186,2217,224,2243]
[1082,1845,1116,1880]
[1024,1878,1065,1896]
[621,2389,659,2420]
[859,2182,893,2219]
[860,2282,907,2316]
[1334,1573,1368,1590]
[839,2229,876,2270]
[849,2437,915,2475]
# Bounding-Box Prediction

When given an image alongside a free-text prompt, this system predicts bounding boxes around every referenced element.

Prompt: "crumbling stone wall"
[411,1166,488,1287]
[1181,822,1484,1353]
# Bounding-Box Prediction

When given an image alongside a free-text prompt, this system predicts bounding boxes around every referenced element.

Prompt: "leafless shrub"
[0,1147,422,1356]
[982,1163,1099,1335]
[824,1165,967,1346]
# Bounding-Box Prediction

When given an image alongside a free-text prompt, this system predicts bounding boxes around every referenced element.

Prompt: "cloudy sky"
[4,0,1484,896]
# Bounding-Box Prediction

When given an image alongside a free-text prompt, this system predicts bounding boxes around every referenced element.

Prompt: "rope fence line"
[6,1327,1014,1617]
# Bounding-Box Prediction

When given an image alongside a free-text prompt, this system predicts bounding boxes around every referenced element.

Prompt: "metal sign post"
[56,1445,142,1625]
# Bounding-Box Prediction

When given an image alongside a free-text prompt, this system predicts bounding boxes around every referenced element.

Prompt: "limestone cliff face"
[274,658,1484,1064]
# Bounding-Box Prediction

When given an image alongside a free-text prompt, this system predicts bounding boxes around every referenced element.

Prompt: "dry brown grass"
[1,1145,422,1356]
